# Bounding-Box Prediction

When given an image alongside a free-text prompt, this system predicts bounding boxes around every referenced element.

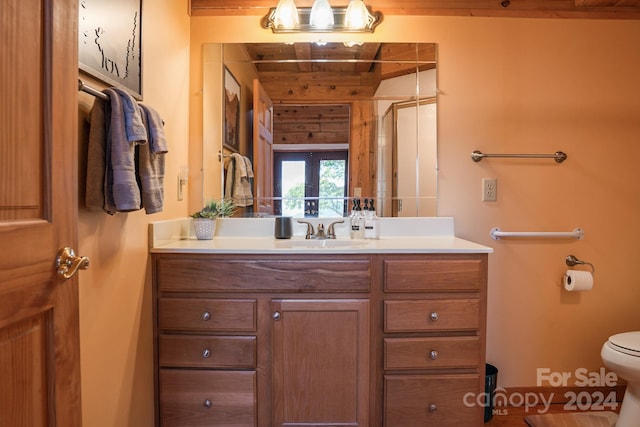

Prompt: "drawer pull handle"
[428,403,437,412]
[203,399,212,408]
[429,350,438,360]
[202,349,211,358]
[429,312,439,321]
[273,311,281,320]
[202,311,211,321]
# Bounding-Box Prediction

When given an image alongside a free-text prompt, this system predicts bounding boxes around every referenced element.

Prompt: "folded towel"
[113,88,147,144]
[224,156,234,200]
[228,153,254,207]
[242,155,254,179]
[85,96,108,212]
[138,104,168,214]
[140,104,168,154]
[104,88,142,212]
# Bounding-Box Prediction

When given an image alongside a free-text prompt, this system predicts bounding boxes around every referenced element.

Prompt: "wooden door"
[271,299,370,427]
[253,79,274,215]
[0,0,82,426]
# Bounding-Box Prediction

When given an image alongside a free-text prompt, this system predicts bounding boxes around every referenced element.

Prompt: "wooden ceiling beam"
[190,0,640,18]
[354,43,381,73]
[294,43,313,73]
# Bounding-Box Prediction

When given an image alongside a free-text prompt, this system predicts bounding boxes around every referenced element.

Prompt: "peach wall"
[77,1,190,426]
[191,15,640,387]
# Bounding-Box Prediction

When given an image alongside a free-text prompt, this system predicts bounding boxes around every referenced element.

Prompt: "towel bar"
[472,150,567,163]
[490,227,584,240]
[78,79,108,101]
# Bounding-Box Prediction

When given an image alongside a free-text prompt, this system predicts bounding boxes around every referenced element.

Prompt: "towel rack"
[490,227,584,240]
[78,79,108,101]
[218,151,233,162]
[471,150,567,163]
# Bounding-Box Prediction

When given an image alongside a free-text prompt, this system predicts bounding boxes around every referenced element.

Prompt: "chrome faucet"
[297,220,345,239]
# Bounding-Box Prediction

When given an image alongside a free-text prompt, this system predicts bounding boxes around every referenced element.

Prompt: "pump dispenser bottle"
[364,198,379,239]
[349,199,359,239]
[350,199,364,239]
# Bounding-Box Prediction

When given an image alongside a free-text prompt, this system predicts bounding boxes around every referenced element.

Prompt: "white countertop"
[149,217,493,255]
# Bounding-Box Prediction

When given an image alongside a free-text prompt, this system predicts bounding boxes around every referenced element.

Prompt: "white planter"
[192,218,216,240]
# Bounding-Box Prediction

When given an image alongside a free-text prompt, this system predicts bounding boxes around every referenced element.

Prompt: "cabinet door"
[271,299,369,427]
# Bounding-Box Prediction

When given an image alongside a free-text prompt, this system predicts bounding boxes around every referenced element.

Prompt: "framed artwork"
[224,67,241,151]
[78,0,143,100]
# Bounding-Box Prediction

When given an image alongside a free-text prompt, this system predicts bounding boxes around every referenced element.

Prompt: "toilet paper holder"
[565,255,595,274]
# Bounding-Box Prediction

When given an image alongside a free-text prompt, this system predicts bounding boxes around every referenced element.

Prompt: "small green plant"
[190,199,236,219]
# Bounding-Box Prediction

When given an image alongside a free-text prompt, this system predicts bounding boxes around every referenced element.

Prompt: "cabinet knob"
[428,403,437,412]
[429,350,438,360]
[202,311,211,321]
[203,399,212,408]
[429,312,439,321]
[202,349,211,358]
[272,311,281,320]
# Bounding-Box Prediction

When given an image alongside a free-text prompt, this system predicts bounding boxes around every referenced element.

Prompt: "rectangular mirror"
[202,42,437,217]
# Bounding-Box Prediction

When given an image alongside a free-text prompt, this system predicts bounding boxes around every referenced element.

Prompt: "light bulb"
[310,0,334,29]
[273,0,299,29]
[345,0,370,30]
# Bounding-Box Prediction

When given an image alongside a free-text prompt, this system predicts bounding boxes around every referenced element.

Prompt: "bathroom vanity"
[150,218,492,427]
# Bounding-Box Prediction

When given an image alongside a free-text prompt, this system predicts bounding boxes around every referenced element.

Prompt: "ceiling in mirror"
[240,42,436,100]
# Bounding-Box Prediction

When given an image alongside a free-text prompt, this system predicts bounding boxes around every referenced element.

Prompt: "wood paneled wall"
[273,105,350,145]
[272,102,376,197]
[190,0,640,19]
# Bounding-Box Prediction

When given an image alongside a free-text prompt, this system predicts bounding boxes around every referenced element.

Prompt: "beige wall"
[191,15,640,387]
[75,7,640,426]
[77,1,190,426]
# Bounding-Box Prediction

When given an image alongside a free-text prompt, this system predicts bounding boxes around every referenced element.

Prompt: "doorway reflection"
[274,151,348,217]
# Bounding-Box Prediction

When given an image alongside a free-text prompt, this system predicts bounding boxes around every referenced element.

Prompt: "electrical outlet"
[482,178,497,202]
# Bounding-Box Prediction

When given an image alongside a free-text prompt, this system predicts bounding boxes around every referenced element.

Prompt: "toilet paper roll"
[563,270,593,292]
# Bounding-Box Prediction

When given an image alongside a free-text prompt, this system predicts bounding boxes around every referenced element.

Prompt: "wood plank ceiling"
[190,0,640,19]
[245,42,435,101]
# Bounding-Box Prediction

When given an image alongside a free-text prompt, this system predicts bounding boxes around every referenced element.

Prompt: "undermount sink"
[275,239,370,249]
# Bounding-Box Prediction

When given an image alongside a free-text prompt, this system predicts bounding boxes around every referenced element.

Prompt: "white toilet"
[601,331,640,427]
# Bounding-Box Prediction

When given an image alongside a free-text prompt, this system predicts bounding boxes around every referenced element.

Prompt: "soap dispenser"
[350,198,364,239]
[349,199,359,239]
[364,198,379,239]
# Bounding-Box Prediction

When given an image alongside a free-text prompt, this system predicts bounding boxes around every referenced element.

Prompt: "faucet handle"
[327,220,345,239]
[297,220,315,239]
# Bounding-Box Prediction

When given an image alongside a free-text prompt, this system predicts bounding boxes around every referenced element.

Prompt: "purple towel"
[103,88,142,212]
[85,96,108,212]
[138,104,168,214]
[113,88,147,144]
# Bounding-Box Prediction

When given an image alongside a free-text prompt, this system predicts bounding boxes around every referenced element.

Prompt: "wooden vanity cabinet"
[272,299,370,427]
[382,255,487,427]
[152,252,487,427]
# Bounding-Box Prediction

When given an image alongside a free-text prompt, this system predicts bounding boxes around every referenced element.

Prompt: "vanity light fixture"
[273,0,299,29]
[263,0,382,33]
[310,0,334,29]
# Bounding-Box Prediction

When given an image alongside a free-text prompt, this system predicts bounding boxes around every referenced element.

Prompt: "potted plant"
[190,199,236,240]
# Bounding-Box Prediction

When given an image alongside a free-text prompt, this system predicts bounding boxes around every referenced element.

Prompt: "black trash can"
[484,364,498,422]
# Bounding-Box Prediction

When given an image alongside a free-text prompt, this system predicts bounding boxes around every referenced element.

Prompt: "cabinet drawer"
[384,337,480,369]
[384,258,483,292]
[158,298,256,332]
[384,374,482,427]
[384,299,479,332]
[157,256,371,292]
[160,369,256,427]
[159,335,256,368]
